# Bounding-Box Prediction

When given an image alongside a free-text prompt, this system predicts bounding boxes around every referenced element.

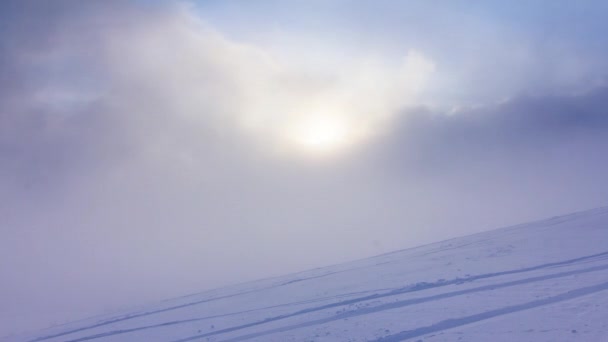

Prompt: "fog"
[1,0,608,336]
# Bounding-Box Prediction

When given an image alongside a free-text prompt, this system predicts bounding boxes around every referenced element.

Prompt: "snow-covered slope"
[8,207,608,342]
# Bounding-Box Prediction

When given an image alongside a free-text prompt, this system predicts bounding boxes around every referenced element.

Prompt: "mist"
[1,0,608,336]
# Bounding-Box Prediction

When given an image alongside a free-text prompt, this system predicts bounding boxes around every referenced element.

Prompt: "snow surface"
[5,207,608,342]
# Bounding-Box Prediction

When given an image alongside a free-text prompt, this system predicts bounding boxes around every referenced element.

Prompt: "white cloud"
[96,5,435,157]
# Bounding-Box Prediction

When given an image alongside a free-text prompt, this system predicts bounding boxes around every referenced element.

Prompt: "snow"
[6,207,608,342]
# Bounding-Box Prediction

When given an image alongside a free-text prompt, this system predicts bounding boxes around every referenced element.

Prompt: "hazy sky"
[2,0,608,336]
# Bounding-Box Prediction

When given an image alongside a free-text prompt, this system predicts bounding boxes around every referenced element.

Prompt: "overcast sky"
[2,0,608,336]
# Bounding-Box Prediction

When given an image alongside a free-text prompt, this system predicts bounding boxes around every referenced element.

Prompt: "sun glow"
[295,117,347,147]
[285,114,355,154]
[224,46,435,158]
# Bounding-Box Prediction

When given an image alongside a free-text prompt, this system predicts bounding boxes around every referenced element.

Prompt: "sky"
[1,0,608,336]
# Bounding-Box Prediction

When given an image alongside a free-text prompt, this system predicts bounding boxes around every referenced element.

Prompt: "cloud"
[361,85,608,226]
[383,86,608,166]
[201,0,608,105]
[98,4,436,155]
[1,0,608,337]
[0,1,436,334]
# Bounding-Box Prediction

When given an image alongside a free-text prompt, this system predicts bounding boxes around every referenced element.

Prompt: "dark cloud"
[376,86,608,170]
[357,87,608,235]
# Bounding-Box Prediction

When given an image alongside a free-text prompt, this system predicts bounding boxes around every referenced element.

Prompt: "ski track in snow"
[11,207,608,342]
[372,281,608,342]
[200,264,608,342]
[33,251,608,342]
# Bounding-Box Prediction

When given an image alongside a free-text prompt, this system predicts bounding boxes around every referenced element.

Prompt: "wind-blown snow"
[6,207,608,342]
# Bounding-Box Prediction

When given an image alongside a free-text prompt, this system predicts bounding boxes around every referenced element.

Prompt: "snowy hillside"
[7,207,608,342]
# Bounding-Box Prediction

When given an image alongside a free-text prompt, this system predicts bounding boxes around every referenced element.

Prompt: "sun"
[287,115,352,154]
